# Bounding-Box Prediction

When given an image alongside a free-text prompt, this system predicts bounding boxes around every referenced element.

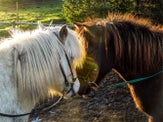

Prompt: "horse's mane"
[108,20,162,73]
[14,28,66,102]
[78,13,163,73]
[106,14,162,73]
[85,13,163,31]
[49,26,86,68]
[0,26,85,103]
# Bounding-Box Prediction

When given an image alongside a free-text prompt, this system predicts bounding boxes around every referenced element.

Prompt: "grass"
[0,1,65,38]
[0,1,98,84]
[77,57,98,86]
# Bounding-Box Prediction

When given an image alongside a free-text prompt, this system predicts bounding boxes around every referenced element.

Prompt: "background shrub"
[63,0,163,24]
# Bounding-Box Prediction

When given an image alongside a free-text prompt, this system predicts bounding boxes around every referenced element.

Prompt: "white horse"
[0,24,86,122]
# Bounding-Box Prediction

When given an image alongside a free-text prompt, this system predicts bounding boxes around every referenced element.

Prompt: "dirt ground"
[30,71,148,122]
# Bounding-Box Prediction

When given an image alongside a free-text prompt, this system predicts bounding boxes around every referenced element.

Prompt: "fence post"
[16,1,19,22]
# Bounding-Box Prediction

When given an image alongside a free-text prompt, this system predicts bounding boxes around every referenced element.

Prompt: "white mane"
[48,25,86,68]
[0,24,86,121]
[0,25,85,103]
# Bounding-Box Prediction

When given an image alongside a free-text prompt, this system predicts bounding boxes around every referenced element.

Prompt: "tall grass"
[0,1,65,38]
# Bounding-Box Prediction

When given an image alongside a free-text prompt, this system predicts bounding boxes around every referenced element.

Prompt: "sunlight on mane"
[0,25,85,103]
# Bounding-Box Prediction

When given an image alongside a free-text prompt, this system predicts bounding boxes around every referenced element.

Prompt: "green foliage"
[63,0,163,24]
[63,0,135,23]
[0,0,17,4]
[63,0,109,23]
[109,0,135,13]
[134,0,163,24]
[77,57,98,88]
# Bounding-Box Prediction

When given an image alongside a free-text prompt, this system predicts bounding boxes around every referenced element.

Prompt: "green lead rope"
[111,70,163,87]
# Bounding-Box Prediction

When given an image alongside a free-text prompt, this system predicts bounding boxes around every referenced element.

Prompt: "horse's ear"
[59,25,68,44]
[74,22,96,34]
[38,22,45,30]
[74,22,84,29]
[74,22,93,32]
[74,22,88,34]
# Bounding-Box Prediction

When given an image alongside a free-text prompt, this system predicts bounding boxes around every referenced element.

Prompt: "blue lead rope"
[111,70,163,87]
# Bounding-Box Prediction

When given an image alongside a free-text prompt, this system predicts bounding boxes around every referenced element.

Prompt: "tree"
[63,0,108,23]
[63,0,163,24]
[133,0,163,24]
[63,0,135,23]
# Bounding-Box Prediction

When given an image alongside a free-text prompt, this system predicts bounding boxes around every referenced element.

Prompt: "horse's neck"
[113,62,161,81]
[94,45,114,85]
[113,48,162,80]
[0,52,33,122]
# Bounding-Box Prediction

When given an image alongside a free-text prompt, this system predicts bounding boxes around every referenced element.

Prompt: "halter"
[0,30,78,118]
[53,31,78,96]
[0,96,63,118]
[59,49,77,96]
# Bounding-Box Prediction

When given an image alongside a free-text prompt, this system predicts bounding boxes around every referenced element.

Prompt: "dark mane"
[77,13,163,73]
[86,13,163,31]
[75,13,163,122]
[106,20,162,73]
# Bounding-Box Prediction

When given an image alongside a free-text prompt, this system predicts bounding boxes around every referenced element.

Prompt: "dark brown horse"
[75,13,163,122]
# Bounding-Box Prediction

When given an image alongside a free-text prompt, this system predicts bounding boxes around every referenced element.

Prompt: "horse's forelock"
[11,28,68,102]
[9,26,86,102]
[65,29,86,67]
[52,26,86,68]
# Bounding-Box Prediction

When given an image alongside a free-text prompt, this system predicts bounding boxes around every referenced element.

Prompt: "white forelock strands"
[0,26,86,104]
[49,26,86,68]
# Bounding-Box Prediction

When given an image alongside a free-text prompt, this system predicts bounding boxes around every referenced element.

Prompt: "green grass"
[77,57,98,90]
[77,57,98,81]
[0,1,65,38]
[0,1,99,85]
